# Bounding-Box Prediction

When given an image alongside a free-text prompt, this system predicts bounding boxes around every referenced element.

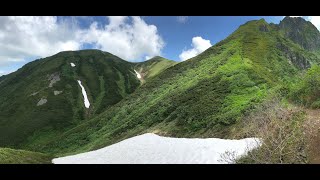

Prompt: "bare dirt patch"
[304,109,320,163]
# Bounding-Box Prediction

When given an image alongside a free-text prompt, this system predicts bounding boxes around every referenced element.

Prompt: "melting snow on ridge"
[52,133,261,164]
[134,70,141,79]
[77,80,90,108]
[70,63,76,67]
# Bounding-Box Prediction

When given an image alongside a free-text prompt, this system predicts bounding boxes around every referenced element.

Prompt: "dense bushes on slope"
[289,65,320,108]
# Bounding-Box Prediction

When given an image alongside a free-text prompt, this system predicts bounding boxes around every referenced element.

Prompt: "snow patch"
[52,133,261,164]
[70,63,76,67]
[37,98,47,106]
[77,80,90,108]
[134,70,141,79]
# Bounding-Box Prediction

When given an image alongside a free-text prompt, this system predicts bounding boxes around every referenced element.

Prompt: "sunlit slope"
[0,148,53,164]
[0,50,140,147]
[134,56,177,82]
[36,19,319,156]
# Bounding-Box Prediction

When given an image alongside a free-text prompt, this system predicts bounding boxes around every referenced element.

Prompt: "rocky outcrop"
[277,43,311,69]
[54,91,63,95]
[29,92,39,96]
[259,24,269,32]
[48,73,60,88]
[37,98,47,106]
[279,17,320,51]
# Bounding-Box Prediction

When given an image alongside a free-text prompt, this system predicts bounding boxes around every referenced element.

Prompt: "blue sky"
[0,16,315,76]
[143,16,284,60]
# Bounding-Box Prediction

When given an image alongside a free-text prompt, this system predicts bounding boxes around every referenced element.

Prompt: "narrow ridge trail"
[304,109,320,163]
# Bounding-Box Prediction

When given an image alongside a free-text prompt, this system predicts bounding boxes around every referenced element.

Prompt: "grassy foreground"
[0,148,53,164]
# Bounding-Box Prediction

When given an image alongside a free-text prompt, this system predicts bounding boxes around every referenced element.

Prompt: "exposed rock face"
[259,24,269,32]
[54,91,63,95]
[277,43,311,69]
[48,73,60,88]
[279,16,320,51]
[37,98,47,106]
[30,92,39,96]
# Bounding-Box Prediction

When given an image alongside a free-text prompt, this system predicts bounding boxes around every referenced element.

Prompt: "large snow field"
[53,133,261,164]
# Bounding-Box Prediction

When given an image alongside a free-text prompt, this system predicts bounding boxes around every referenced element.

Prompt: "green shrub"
[230,97,308,164]
[311,100,320,109]
[289,65,320,107]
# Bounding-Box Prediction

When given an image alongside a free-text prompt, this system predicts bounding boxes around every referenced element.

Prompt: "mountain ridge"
[279,16,320,51]
[0,49,175,147]
[22,17,320,156]
[0,17,320,162]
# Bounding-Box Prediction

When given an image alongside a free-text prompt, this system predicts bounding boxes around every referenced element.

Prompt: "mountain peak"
[258,18,267,23]
[147,56,170,62]
[54,49,104,56]
[282,16,305,21]
[279,16,320,51]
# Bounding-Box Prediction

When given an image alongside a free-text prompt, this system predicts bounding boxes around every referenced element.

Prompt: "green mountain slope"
[32,18,319,156]
[0,148,52,164]
[134,56,177,83]
[0,50,141,147]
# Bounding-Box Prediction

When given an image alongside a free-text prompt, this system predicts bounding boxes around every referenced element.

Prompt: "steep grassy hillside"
[0,50,140,147]
[33,19,319,156]
[0,148,52,164]
[134,56,177,83]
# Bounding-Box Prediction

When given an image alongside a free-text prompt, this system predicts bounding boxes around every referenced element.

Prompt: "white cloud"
[306,16,320,31]
[78,16,164,61]
[0,16,165,68]
[0,70,12,76]
[177,16,188,23]
[179,36,212,61]
[0,16,81,67]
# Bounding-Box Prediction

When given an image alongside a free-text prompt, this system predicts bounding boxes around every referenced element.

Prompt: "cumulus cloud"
[78,16,164,61]
[0,16,81,66]
[0,70,11,76]
[177,16,188,23]
[306,16,320,31]
[145,56,152,60]
[179,36,212,61]
[0,70,5,76]
[0,16,165,68]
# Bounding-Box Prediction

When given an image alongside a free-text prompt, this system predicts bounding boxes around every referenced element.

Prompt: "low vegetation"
[1,17,320,164]
[0,148,53,164]
[289,65,320,108]
[28,19,318,156]
[232,96,308,163]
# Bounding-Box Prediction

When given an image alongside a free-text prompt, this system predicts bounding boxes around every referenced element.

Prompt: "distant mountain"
[134,56,177,83]
[0,49,175,148]
[32,18,319,156]
[279,16,320,51]
[1,17,320,162]
[0,50,140,146]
